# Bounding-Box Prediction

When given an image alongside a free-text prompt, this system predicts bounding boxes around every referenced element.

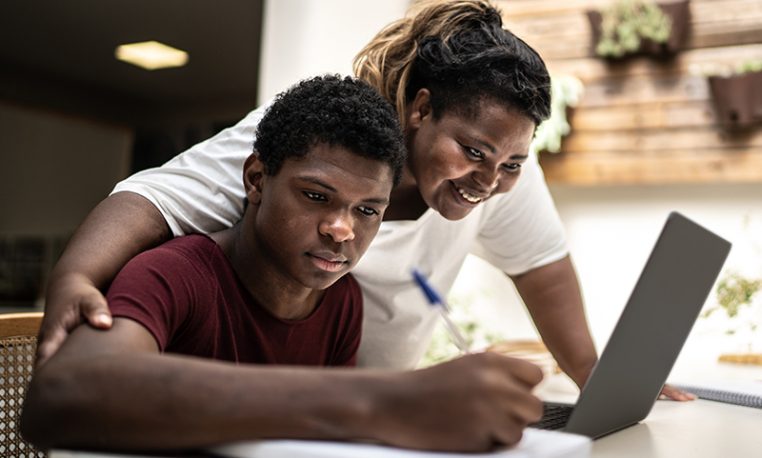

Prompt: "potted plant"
[530,75,584,155]
[707,59,762,129]
[587,0,691,59]
[701,272,762,365]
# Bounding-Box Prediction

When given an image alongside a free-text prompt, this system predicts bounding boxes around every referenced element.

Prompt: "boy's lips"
[307,251,349,273]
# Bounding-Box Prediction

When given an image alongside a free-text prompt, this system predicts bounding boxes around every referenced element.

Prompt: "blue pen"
[411,268,470,354]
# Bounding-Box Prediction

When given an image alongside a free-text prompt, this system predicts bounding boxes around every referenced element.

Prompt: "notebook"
[532,212,731,438]
[672,383,762,409]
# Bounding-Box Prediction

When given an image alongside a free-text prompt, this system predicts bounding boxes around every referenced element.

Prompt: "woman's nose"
[471,165,499,191]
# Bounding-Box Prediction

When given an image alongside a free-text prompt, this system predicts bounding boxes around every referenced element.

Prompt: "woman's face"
[404,90,536,221]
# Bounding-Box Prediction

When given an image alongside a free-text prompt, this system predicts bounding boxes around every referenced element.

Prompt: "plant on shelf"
[701,272,762,365]
[530,75,584,155]
[587,0,691,59]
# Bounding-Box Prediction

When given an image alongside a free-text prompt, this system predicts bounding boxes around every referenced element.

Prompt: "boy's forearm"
[23,352,384,451]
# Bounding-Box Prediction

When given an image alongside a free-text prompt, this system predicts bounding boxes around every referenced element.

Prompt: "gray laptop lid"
[564,212,731,438]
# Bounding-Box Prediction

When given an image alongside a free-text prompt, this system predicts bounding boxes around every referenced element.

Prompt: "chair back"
[0,312,45,457]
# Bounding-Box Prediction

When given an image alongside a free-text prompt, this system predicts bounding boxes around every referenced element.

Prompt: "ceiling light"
[115,40,188,70]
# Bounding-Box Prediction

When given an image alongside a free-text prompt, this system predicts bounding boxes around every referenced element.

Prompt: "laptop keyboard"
[531,403,575,430]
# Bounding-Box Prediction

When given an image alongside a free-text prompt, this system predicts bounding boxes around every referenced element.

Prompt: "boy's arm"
[37,192,171,365]
[22,319,544,453]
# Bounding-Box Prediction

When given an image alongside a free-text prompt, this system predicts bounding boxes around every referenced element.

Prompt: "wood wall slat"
[581,74,708,107]
[547,43,762,83]
[540,148,762,185]
[570,100,717,130]
[563,127,762,152]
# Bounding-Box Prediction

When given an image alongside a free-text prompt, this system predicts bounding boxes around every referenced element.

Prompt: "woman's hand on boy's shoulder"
[36,273,113,366]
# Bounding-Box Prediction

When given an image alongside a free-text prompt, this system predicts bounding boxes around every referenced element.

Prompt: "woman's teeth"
[457,187,482,203]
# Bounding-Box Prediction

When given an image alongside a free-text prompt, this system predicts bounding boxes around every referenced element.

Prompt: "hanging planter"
[708,61,762,129]
[587,0,691,59]
[530,75,584,155]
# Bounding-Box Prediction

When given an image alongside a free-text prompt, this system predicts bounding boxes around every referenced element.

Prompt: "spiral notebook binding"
[674,384,762,409]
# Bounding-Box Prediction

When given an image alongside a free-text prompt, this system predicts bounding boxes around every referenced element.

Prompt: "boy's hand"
[372,352,544,452]
[36,274,113,366]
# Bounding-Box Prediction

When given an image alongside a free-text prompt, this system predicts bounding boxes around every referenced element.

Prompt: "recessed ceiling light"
[115,40,188,70]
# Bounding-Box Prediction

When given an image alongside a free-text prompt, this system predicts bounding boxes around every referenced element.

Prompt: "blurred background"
[1,0,761,379]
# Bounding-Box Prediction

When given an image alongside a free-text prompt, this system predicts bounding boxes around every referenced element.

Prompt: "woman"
[38,0,689,403]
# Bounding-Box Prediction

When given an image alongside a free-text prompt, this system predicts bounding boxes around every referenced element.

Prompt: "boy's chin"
[300,271,349,291]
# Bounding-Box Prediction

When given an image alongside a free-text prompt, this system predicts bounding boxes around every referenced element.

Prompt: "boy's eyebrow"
[469,136,528,161]
[298,176,390,205]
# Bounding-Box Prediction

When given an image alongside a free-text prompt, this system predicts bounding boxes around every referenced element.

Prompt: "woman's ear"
[406,88,432,130]
[243,152,265,205]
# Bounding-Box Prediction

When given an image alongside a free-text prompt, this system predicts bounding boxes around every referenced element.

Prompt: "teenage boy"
[22,75,543,454]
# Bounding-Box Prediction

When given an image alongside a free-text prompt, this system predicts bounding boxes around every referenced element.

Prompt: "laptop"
[532,211,731,438]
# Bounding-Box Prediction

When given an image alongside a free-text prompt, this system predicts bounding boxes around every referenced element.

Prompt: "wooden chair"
[0,312,45,457]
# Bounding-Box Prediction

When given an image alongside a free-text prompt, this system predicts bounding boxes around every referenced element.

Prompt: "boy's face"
[245,144,394,290]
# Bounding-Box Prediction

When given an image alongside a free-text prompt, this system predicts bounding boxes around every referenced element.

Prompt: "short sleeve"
[329,275,364,367]
[111,103,271,236]
[106,245,206,350]
[475,153,569,276]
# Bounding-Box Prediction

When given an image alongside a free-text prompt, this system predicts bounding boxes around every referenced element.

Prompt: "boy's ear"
[243,152,265,205]
[406,88,432,130]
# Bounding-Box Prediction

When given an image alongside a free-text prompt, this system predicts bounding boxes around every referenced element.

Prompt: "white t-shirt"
[113,104,568,369]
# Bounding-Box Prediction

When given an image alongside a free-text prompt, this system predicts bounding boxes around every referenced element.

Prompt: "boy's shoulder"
[129,234,223,275]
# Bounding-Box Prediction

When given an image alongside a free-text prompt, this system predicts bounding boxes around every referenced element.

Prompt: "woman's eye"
[502,163,522,172]
[303,191,326,201]
[463,146,485,160]
[357,206,379,217]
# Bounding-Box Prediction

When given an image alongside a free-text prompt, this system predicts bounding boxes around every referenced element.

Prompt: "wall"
[498,0,762,184]
[0,102,132,307]
[258,0,410,103]
[0,103,132,236]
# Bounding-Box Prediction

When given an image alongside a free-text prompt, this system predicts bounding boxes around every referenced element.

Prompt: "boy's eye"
[462,145,485,161]
[303,191,327,201]
[357,206,379,217]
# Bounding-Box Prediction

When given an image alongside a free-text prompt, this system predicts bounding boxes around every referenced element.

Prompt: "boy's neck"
[209,221,323,320]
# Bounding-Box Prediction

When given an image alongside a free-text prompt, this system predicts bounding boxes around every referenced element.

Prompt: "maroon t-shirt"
[107,234,362,366]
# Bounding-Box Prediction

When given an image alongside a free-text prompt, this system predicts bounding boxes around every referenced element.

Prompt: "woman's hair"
[353,0,551,129]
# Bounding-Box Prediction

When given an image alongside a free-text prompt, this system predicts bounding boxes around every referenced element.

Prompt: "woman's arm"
[37,106,267,364]
[36,192,170,365]
[511,255,598,388]
[23,319,543,453]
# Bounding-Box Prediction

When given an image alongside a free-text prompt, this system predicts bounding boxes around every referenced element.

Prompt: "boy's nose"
[319,214,355,243]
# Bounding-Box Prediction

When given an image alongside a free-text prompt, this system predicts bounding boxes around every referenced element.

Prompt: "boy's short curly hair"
[254,75,406,185]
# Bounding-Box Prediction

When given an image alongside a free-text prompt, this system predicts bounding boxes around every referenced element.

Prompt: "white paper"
[214,428,591,458]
